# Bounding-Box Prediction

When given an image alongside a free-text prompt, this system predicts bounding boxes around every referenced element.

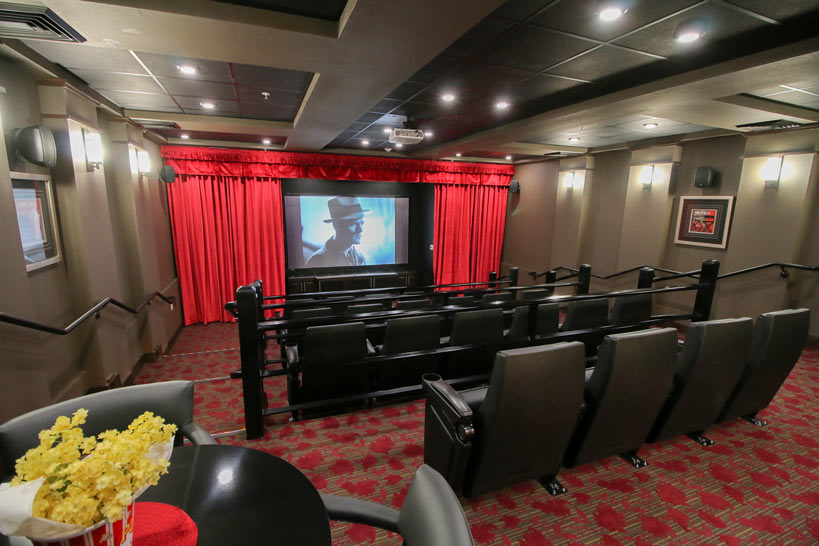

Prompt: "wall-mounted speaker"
[694,166,716,187]
[509,180,520,193]
[159,165,176,183]
[12,126,57,168]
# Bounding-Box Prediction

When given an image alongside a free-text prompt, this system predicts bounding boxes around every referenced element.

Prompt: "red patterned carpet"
[138,324,819,545]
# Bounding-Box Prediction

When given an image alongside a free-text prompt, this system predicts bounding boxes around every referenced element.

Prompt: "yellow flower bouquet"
[0,409,176,544]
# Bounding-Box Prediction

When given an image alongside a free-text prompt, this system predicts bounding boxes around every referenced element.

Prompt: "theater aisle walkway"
[136,323,819,545]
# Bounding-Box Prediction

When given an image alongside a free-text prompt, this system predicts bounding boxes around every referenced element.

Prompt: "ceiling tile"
[752,91,819,107]
[442,16,517,58]
[479,24,595,72]
[236,87,304,107]
[345,122,371,132]
[174,95,239,113]
[70,70,162,93]
[369,98,403,114]
[159,78,236,99]
[510,74,585,103]
[357,112,383,124]
[529,0,701,42]
[385,81,427,101]
[546,45,656,81]
[231,63,312,92]
[134,51,233,82]
[718,0,819,22]
[240,102,300,120]
[413,61,533,104]
[24,41,147,73]
[100,90,178,109]
[408,55,462,84]
[613,3,767,58]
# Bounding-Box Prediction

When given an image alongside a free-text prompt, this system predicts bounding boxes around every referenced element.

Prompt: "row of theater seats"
[422,308,810,498]
[284,293,652,408]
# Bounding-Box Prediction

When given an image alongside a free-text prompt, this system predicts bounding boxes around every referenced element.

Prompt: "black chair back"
[505,307,529,343]
[608,294,652,326]
[447,309,504,377]
[535,303,559,338]
[450,296,475,307]
[482,291,512,303]
[396,298,432,311]
[561,298,610,331]
[378,315,441,389]
[519,288,548,301]
[298,322,369,404]
[347,303,385,314]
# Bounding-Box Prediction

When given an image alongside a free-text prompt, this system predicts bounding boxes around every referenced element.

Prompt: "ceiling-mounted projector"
[389,128,424,145]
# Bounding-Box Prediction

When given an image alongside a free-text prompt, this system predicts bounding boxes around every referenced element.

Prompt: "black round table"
[139,444,331,546]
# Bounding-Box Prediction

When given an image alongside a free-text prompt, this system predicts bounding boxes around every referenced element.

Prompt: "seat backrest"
[505,307,529,343]
[719,308,810,422]
[383,315,440,354]
[449,309,504,346]
[0,381,194,481]
[303,322,368,369]
[291,307,333,320]
[450,296,475,307]
[608,294,652,326]
[398,464,474,546]
[519,289,548,301]
[649,317,753,442]
[561,298,610,331]
[347,303,385,314]
[482,291,512,303]
[535,303,559,337]
[465,343,585,497]
[563,328,677,467]
[396,298,432,311]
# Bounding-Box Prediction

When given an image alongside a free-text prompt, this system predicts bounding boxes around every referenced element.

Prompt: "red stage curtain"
[161,146,514,324]
[434,184,509,287]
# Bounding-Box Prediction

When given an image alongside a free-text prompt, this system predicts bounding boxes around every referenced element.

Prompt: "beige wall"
[501,129,819,336]
[0,56,182,422]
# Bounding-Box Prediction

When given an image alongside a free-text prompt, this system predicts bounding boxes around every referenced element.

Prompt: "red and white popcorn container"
[30,501,135,546]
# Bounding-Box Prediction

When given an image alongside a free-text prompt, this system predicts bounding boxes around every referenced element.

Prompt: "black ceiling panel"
[491,0,557,22]
[71,69,162,93]
[159,78,236,100]
[479,24,594,72]
[407,55,462,84]
[135,52,233,82]
[236,87,304,108]
[385,81,427,101]
[241,102,300,120]
[369,98,403,114]
[231,63,313,93]
[529,0,701,42]
[413,61,534,104]
[441,16,517,58]
[720,0,819,22]
[174,95,239,113]
[210,0,347,21]
[613,3,766,58]
[546,45,657,81]
[510,74,585,103]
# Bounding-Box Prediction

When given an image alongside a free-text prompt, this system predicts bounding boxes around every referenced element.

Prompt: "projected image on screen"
[284,194,409,269]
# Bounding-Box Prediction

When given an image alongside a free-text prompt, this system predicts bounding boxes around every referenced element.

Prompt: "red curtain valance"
[161,146,514,186]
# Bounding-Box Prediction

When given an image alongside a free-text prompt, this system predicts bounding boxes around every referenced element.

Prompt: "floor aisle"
[136,323,819,545]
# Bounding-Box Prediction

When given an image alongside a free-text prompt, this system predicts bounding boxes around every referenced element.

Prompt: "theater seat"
[647,318,753,445]
[289,322,369,408]
[534,303,559,339]
[450,296,475,307]
[377,315,441,390]
[504,306,529,343]
[445,309,504,377]
[396,298,432,311]
[563,328,677,469]
[291,306,333,319]
[482,291,513,303]
[519,288,549,301]
[422,343,586,497]
[718,308,810,426]
[560,299,610,331]
[347,303,385,314]
[608,293,652,326]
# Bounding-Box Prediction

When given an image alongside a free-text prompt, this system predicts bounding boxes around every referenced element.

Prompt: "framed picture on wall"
[10,172,62,272]
[674,196,735,249]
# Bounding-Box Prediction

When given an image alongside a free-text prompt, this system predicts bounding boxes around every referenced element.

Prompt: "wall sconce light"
[564,171,575,192]
[137,150,151,176]
[83,129,103,171]
[638,165,654,188]
[761,156,783,188]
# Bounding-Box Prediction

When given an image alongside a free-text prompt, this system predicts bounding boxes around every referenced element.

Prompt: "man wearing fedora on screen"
[305,196,370,267]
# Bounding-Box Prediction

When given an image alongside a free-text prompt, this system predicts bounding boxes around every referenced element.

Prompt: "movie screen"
[284,194,409,269]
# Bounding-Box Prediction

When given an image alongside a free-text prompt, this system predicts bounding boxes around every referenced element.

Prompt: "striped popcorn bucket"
[31,502,135,546]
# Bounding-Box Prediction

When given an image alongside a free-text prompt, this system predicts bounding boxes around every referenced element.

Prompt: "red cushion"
[133,502,198,546]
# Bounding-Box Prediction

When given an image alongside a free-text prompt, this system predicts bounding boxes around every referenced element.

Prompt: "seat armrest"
[366,338,377,355]
[180,423,218,445]
[285,344,299,366]
[422,375,473,441]
[321,494,400,532]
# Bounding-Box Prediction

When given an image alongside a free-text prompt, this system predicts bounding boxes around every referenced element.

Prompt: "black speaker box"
[694,166,715,187]
[13,126,57,168]
[510,180,520,193]
[159,165,176,183]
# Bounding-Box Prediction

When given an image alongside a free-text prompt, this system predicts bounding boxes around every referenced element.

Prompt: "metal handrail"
[0,291,175,335]
[718,262,819,280]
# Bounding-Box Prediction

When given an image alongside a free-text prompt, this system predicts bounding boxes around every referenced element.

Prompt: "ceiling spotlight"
[455,152,462,157]
[180,134,189,139]
[599,7,623,21]
[505,155,512,160]
[395,143,403,149]
[200,102,215,109]
[495,101,510,109]
[568,137,580,142]
[262,138,271,145]
[177,64,197,75]
[424,131,433,137]
[674,18,706,43]
[643,122,658,129]
[362,139,369,145]
[383,127,392,134]
[441,94,455,102]
[261,91,270,100]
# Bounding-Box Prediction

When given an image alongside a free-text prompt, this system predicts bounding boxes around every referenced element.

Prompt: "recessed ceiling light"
[180,134,189,139]
[200,102,215,109]
[505,155,512,160]
[262,138,271,145]
[362,139,369,145]
[599,7,623,21]
[441,94,455,102]
[455,152,462,157]
[383,127,392,134]
[674,18,706,43]
[495,101,510,110]
[424,131,433,137]
[568,137,580,142]
[395,143,403,149]
[177,64,197,75]
[643,122,658,129]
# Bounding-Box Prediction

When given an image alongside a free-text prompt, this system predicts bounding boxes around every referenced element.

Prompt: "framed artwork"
[10,172,62,272]
[674,196,735,249]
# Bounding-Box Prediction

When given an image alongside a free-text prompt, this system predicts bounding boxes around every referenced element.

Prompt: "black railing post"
[577,264,592,295]
[692,260,720,322]
[509,267,519,287]
[637,267,655,289]
[488,271,497,290]
[545,270,557,295]
[237,284,265,440]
